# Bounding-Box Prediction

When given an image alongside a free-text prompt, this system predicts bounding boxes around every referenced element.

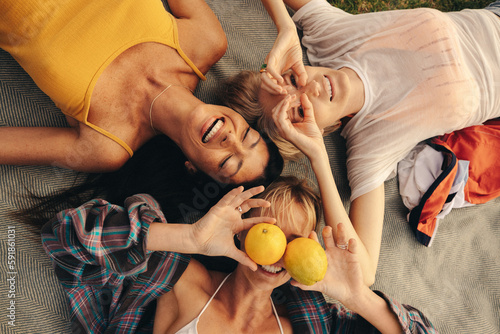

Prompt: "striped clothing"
[42,194,436,333]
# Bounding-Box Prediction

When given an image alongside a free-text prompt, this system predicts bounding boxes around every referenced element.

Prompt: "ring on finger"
[237,206,243,213]
[336,243,349,250]
[259,63,267,73]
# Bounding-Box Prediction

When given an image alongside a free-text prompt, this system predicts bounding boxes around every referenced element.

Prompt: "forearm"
[146,223,199,254]
[261,0,296,30]
[0,126,77,166]
[343,287,403,334]
[307,146,375,284]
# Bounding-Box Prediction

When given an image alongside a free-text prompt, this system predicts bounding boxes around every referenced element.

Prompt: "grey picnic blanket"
[1,1,499,333]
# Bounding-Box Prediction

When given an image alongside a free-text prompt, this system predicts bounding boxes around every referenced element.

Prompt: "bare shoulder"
[171,1,227,75]
[70,124,131,172]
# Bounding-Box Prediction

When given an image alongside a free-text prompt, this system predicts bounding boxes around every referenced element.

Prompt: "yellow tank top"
[0,0,206,156]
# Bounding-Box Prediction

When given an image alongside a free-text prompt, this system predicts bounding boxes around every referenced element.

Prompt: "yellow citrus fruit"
[283,237,328,286]
[245,223,287,265]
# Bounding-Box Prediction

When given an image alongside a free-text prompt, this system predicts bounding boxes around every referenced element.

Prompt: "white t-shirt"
[293,0,500,200]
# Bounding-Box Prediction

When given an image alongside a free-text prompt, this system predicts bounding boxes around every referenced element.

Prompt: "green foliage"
[328,0,493,13]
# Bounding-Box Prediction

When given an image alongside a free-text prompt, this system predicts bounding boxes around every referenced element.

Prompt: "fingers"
[322,226,336,250]
[299,94,315,122]
[228,249,258,271]
[335,223,348,249]
[219,185,265,208]
[240,216,276,231]
[348,238,358,254]
[239,198,271,213]
[292,62,308,87]
[261,71,286,95]
[308,231,320,243]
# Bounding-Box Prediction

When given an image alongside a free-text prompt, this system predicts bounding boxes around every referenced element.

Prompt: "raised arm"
[259,0,308,94]
[271,94,380,284]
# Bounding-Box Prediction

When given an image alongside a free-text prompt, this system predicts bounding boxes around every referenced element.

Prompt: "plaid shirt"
[42,194,437,333]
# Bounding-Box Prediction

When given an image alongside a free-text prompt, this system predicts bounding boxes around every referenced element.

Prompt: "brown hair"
[220,70,341,161]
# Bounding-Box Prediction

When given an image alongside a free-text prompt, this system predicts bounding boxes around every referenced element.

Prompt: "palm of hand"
[318,248,366,303]
[192,204,241,259]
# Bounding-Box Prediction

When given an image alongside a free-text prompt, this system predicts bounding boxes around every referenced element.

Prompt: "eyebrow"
[228,134,262,178]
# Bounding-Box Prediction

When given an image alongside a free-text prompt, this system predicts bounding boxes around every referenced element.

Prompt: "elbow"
[80,148,129,173]
[364,265,377,287]
[364,273,376,287]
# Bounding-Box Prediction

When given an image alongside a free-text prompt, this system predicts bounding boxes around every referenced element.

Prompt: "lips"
[202,118,224,143]
[260,264,285,274]
[324,76,333,101]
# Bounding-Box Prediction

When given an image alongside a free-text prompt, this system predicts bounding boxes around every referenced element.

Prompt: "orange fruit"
[283,237,327,285]
[245,223,287,265]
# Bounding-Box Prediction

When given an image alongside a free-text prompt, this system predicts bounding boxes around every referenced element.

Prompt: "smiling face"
[259,66,360,132]
[178,104,271,184]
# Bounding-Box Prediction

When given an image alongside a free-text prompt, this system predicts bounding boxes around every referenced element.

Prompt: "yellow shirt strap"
[85,122,134,157]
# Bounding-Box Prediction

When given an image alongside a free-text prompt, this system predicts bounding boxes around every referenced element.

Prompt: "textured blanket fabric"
[1,1,499,333]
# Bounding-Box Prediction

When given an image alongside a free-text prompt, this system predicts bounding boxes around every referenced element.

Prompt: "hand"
[272,93,325,157]
[291,224,368,307]
[261,28,307,95]
[191,186,275,271]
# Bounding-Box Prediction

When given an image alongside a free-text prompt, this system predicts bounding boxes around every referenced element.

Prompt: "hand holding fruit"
[191,186,276,271]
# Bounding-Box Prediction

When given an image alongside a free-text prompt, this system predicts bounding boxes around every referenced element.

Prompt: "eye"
[298,106,304,118]
[290,74,298,88]
[220,155,232,169]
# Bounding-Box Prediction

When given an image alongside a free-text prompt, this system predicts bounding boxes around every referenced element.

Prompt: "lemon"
[283,238,328,285]
[245,223,287,265]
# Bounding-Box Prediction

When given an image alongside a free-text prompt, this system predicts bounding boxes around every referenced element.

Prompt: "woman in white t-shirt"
[221,0,500,283]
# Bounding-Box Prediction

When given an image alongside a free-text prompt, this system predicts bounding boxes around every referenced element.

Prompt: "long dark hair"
[23,133,283,229]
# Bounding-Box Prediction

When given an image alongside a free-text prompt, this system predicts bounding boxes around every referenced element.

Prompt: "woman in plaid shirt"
[42,179,435,333]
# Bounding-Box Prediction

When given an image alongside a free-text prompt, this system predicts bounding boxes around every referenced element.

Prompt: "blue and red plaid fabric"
[42,194,436,333]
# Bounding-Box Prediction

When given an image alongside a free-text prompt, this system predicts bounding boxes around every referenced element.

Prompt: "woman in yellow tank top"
[0,0,305,185]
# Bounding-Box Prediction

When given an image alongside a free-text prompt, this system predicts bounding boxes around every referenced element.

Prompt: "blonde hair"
[253,176,322,234]
[220,70,341,161]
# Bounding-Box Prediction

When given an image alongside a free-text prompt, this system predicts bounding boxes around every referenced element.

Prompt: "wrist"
[146,223,198,254]
[307,144,328,166]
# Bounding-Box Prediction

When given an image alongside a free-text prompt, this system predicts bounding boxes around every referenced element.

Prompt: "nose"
[302,80,320,97]
[221,132,244,153]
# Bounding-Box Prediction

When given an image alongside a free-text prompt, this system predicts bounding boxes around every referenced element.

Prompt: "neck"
[218,268,277,319]
[148,84,203,146]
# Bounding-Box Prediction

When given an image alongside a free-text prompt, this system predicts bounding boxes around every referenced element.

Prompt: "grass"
[328,0,494,13]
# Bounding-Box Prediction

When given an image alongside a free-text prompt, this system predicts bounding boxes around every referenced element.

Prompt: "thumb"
[228,249,258,271]
[292,63,308,87]
[300,94,315,122]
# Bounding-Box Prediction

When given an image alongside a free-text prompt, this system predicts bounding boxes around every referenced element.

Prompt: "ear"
[184,161,198,175]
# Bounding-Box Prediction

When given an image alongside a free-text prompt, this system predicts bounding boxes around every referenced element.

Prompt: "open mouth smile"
[324,76,333,101]
[260,264,285,274]
[202,118,224,143]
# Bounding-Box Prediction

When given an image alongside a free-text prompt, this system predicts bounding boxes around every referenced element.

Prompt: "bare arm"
[271,94,380,284]
[167,0,227,77]
[259,0,308,93]
[0,125,129,172]
[283,0,313,12]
